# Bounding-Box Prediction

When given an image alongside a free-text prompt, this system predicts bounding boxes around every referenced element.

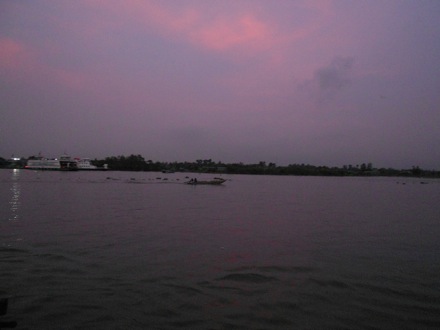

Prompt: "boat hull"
[185,178,226,185]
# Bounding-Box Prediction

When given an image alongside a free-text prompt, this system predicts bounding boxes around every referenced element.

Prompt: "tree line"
[1,154,438,177]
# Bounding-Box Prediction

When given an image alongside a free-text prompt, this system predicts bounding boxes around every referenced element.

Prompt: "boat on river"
[25,154,78,171]
[185,178,226,185]
[75,158,108,170]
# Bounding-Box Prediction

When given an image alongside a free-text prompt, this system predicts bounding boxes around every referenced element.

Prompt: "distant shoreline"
[2,155,439,178]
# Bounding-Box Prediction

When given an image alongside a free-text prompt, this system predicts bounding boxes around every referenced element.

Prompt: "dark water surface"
[1,169,439,329]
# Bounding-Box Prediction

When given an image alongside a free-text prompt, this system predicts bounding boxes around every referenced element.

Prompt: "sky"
[1,0,440,169]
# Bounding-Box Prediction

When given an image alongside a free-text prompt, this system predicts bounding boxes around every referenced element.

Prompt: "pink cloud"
[0,36,92,91]
[2,0,333,99]
[86,0,277,53]
[53,68,90,90]
[191,14,273,51]
[0,38,28,69]
[77,0,333,79]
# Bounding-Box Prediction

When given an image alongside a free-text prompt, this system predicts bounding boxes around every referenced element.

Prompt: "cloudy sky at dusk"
[1,0,440,169]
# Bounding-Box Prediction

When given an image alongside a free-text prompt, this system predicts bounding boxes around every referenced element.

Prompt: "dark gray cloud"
[297,56,355,104]
[316,56,354,92]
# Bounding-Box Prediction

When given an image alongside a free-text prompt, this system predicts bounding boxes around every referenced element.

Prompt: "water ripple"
[217,273,278,283]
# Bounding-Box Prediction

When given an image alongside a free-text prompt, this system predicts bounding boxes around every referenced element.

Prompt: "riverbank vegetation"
[2,154,438,178]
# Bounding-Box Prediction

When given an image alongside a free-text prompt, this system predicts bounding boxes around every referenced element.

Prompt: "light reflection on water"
[8,169,21,221]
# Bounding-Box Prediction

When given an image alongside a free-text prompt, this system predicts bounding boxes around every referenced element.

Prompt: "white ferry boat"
[25,155,78,171]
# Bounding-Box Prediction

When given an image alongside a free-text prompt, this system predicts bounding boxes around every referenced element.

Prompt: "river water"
[1,169,439,329]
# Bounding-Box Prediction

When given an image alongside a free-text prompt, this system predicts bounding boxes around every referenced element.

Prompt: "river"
[1,169,439,329]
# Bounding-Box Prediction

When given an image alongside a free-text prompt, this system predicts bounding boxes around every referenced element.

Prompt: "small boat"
[185,178,226,185]
[75,158,108,170]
